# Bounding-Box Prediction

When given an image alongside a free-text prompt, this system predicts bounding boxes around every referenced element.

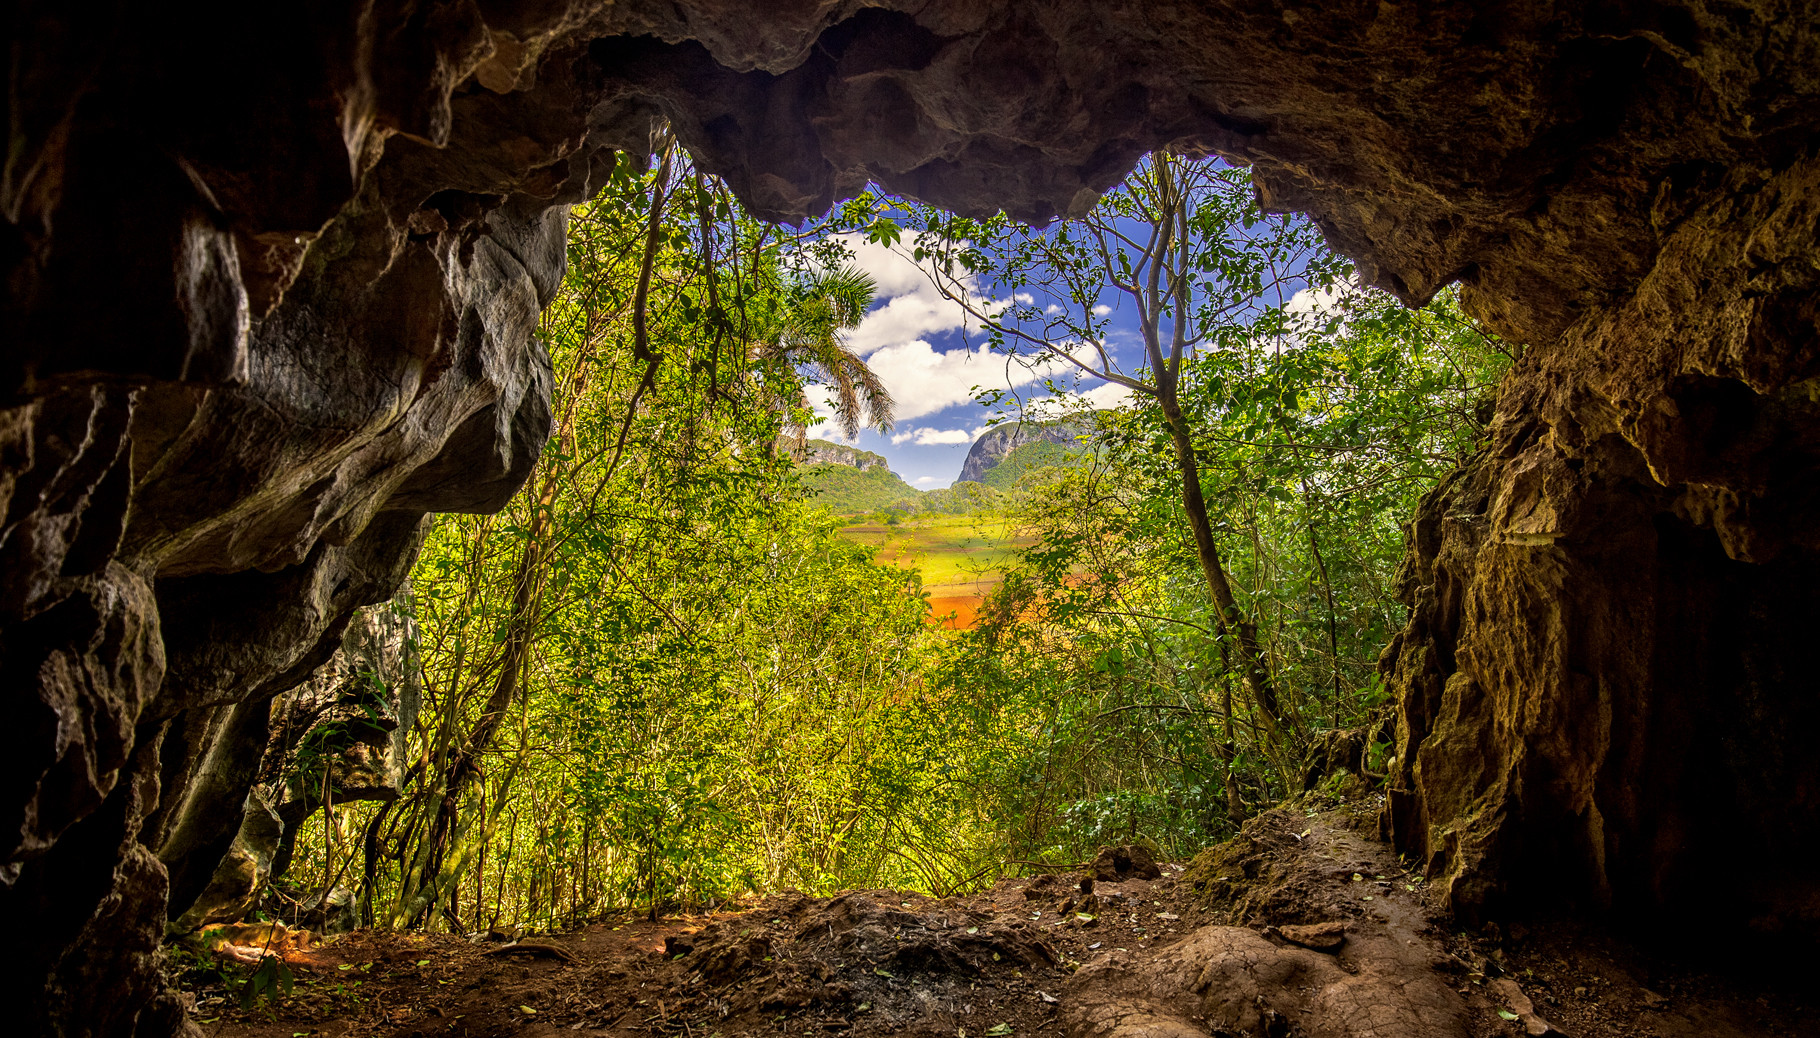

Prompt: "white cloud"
[1077,380,1136,410]
[835,235,1001,358]
[860,338,1098,422]
[802,386,854,443]
[1092,304,1112,316]
[891,425,980,446]
[1286,283,1358,315]
[914,475,941,485]
[1017,375,1139,422]
[804,236,1121,432]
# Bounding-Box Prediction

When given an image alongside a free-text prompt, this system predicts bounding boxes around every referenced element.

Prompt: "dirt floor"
[185,805,1819,1038]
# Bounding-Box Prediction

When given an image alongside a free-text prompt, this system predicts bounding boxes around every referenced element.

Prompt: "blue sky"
[803,235,1140,489]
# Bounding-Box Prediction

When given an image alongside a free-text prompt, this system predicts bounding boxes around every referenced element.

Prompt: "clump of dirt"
[186,815,1818,1038]
[1074,808,1488,1038]
[190,856,1189,1038]
[1181,805,1391,928]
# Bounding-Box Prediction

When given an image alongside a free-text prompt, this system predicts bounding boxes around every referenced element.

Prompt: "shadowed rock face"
[3,1,1818,1033]
[165,594,421,933]
[1379,154,1820,933]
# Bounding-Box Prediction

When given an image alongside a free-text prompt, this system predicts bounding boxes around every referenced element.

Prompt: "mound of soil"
[188,810,1817,1038]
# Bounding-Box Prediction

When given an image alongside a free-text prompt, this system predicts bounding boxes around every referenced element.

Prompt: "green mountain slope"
[977,439,1086,491]
[798,462,922,516]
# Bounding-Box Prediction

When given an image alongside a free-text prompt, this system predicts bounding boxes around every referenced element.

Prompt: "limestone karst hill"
[957,419,1094,484]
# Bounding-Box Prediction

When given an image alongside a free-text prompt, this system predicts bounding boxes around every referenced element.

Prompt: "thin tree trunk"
[1156,392,1293,744]
[1303,502,1344,728]
[360,801,393,928]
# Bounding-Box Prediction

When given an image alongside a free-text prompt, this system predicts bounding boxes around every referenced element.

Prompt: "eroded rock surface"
[1070,810,1471,1038]
[4,2,1820,1035]
[957,418,1092,483]
[1380,152,1820,934]
[168,595,420,932]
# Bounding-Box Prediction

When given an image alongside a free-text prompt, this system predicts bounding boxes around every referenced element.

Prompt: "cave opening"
[6,3,1820,1036]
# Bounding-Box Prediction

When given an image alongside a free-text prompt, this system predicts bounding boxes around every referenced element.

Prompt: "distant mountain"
[798,463,922,515]
[977,440,1087,491]
[798,439,891,472]
[958,418,1093,484]
[792,438,920,515]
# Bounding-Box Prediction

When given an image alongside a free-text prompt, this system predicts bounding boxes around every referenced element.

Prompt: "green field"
[837,514,1031,626]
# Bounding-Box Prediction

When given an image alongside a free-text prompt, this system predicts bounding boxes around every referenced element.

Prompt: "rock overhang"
[4,3,1820,1035]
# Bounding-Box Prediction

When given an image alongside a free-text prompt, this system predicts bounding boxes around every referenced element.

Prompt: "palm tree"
[757,264,894,441]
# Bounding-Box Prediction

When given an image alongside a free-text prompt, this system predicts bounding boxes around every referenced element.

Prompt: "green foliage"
[976,440,1086,491]
[797,461,923,516]
[275,149,1510,936]
[826,153,1510,863]
[926,285,1507,861]
[239,955,295,1011]
[920,480,1001,515]
[287,146,1003,933]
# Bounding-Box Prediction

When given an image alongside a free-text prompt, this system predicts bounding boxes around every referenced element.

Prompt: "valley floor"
[837,515,1031,629]
[188,806,1816,1038]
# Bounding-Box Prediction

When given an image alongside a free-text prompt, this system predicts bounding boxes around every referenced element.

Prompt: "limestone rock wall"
[3,2,1819,1035]
[957,419,1092,483]
[167,593,421,933]
[1380,151,1820,936]
[798,439,893,472]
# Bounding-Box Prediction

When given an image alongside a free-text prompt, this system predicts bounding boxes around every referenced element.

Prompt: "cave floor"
[186,808,1816,1038]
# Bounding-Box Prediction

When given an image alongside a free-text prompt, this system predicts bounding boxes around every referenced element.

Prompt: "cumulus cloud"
[801,386,855,444]
[861,337,1107,422]
[835,235,1002,358]
[1076,380,1137,410]
[891,425,980,446]
[833,236,982,356]
[1285,283,1359,316]
[914,475,942,485]
[803,236,1132,434]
